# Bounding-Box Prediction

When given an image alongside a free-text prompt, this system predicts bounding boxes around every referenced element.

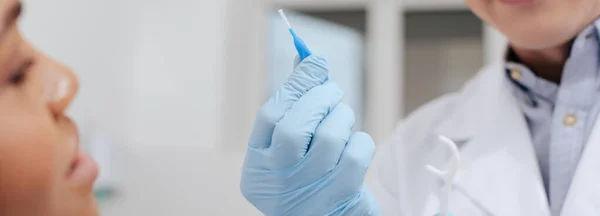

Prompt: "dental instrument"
[426,135,461,216]
[278,9,312,61]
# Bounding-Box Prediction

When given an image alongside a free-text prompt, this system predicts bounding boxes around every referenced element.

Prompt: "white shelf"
[271,0,367,11]
[271,0,467,11]
[404,0,467,11]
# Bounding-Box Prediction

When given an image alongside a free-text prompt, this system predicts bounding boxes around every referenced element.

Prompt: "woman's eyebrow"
[0,1,22,40]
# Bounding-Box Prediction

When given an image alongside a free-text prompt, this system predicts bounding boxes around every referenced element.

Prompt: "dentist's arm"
[240,55,381,216]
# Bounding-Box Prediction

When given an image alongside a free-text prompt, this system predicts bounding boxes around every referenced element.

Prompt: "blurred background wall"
[20,0,258,215]
[19,0,506,215]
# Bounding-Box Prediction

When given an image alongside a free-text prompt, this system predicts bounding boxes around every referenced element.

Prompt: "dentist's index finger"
[248,55,329,149]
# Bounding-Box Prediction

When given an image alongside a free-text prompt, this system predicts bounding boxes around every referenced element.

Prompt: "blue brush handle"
[289,29,312,61]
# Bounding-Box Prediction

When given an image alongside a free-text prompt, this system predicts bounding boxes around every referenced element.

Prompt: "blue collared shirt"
[506,18,600,216]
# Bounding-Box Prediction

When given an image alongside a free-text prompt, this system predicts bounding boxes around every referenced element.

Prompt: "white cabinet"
[404,0,466,11]
[223,0,507,146]
[267,11,366,129]
[404,11,483,114]
[271,0,467,10]
[271,0,367,10]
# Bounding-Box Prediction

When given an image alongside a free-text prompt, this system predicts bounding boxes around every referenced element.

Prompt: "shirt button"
[563,114,577,126]
[525,98,534,107]
[510,69,522,80]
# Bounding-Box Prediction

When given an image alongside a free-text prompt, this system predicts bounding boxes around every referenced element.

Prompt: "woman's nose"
[39,54,79,115]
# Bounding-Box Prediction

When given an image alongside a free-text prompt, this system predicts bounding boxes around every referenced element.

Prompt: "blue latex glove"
[240,55,381,216]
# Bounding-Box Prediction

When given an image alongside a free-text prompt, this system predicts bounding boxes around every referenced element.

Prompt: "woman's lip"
[499,0,535,5]
[68,149,99,184]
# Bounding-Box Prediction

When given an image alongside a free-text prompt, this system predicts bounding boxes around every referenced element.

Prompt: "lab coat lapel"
[429,63,550,215]
[561,114,600,215]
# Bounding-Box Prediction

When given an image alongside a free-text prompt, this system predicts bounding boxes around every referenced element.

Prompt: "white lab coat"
[368,62,600,216]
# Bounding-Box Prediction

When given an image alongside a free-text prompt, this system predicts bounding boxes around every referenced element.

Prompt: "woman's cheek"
[0,107,60,207]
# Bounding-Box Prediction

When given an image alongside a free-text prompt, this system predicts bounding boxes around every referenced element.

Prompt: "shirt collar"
[503,18,600,102]
[505,18,600,65]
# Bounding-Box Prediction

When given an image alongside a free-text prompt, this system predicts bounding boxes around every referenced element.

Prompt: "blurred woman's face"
[467,0,600,50]
[0,0,99,215]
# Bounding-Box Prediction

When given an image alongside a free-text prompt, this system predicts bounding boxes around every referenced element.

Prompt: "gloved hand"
[240,55,381,216]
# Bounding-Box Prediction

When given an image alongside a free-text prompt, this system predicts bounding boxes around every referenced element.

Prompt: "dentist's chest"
[399,63,600,216]
[419,138,550,216]
[416,124,600,216]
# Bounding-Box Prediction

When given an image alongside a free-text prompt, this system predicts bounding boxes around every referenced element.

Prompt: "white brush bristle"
[278,9,292,29]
